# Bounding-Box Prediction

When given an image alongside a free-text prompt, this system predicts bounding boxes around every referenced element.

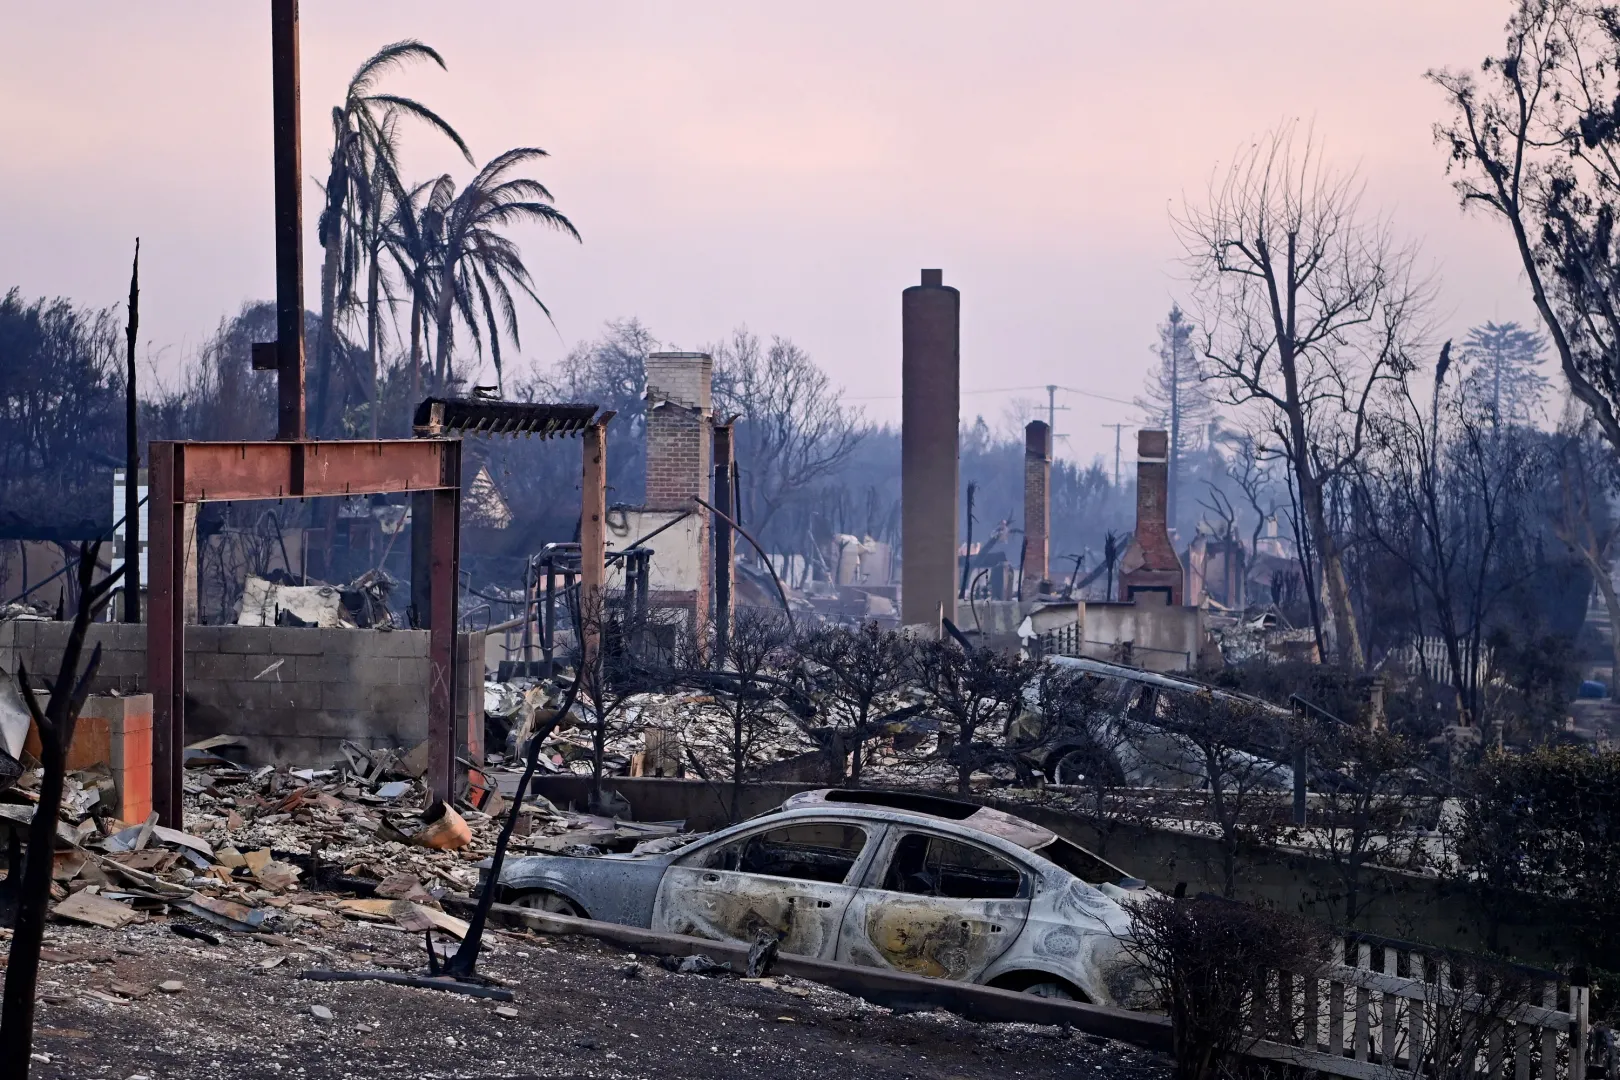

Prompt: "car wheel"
[510,889,585,918]
[1021,980,1077,1000]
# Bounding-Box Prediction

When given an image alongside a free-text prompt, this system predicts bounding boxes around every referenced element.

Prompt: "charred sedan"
[491,788,1149,1004]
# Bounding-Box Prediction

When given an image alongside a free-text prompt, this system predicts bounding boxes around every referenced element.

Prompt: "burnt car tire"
[510,889,586,918]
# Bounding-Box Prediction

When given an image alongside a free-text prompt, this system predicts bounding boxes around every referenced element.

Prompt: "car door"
[836,828,1032,982]
[651,819,879,960]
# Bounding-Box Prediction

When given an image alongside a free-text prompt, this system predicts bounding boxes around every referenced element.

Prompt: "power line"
[844,383,1139,408]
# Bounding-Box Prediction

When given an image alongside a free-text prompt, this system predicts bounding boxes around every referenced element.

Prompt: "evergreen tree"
[1458,321,1549,430]
[1136,304,1211,527]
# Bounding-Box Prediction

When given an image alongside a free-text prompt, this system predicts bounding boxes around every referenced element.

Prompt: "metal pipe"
[691,495,793,628]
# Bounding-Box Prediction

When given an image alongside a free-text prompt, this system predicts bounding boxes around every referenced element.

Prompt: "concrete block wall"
[0,621,483,769]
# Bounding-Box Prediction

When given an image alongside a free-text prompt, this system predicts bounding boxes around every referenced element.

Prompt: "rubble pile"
[486,680,823,781]
[0,732,682,946]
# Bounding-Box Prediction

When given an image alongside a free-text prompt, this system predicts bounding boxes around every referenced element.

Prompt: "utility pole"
[1102,423,1124,488]
[1043,385,1070,450]
[254,0,306,440]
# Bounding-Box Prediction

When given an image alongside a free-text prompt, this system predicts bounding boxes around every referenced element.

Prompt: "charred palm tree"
[313,40,470,434]
[431,148,580,395]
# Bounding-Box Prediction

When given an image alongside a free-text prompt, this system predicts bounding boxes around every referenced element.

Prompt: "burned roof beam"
[412,398,599,438]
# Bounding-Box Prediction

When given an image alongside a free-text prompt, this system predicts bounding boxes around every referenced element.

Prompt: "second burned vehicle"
[488,788,1150,1005]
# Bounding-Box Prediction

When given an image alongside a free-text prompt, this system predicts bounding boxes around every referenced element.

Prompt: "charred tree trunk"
[0,544,121,1078]
[123,239,141,623]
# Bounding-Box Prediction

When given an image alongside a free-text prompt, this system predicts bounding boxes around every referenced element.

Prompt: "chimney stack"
[1119,429,1183,604]
[901,269,960,628]
[1022,420,1051,597]
[644,351,713,626]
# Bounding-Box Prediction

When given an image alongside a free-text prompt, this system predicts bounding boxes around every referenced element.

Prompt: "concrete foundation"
[901,269,960,629]
[0,621,484,768]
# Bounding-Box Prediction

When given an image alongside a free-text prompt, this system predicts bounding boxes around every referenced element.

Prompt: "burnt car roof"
[779,788,1056,850]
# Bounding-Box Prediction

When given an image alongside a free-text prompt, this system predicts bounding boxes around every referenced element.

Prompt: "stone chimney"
[1022,420,1051,597]
[1118,429,1184,605]
[644,351,713,626]
[901,269,961,629]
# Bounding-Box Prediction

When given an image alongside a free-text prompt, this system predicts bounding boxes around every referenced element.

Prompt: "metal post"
[542,556,556,672]
[147,443,186,828]
[580,421,607,672]
[270,0,306,440]
[712,423,734,665]
[426,440,461,803]
[1293,743,1309,827]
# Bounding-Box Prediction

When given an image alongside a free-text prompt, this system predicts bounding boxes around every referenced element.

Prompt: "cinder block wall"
[0,622,484,768]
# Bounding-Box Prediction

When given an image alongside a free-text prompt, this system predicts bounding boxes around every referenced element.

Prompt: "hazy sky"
[0,2,1533,463]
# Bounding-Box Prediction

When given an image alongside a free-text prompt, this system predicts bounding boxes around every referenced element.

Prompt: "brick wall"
[1119,429,1184,604]
[643,352,713,628]
[0,622,484,769]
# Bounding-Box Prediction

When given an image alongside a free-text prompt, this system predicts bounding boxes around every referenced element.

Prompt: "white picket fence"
[1243,935,1589,1080]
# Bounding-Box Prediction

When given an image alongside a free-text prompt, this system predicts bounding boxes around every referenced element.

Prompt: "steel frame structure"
[147,437,462,827]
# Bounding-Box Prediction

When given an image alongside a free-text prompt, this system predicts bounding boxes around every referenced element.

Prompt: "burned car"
[491,787,1149,1004]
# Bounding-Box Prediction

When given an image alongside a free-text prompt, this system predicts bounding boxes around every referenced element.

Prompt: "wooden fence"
[1243,934,1589,1080]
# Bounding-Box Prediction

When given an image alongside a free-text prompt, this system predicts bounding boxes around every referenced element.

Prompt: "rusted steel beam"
[148,443,186,828]
[426,440,461,803]
[578,420,607,670]
[270,0,306,440]
[169,440,451,502]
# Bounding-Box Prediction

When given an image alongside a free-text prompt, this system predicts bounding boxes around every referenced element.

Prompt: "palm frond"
[349,40,448,99]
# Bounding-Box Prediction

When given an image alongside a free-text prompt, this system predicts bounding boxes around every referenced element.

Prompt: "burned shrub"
[1120,895,1331,1080]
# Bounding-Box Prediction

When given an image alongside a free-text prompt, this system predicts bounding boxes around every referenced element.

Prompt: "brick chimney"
[901,269,960,628]
[1118,429,1183,604]
[1022,420,1051,597]
[644,351,713,626]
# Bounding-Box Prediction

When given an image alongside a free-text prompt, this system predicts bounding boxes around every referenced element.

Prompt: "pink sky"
[0,2,1530,462]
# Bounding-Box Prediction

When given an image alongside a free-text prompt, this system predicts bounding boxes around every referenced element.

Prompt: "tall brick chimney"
[1118,429,1183,605]
[1022,420,1051,597]
[644,351,713,626]
[901,268,960,629]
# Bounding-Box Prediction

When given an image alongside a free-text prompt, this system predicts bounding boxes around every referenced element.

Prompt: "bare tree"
[1178,125,1428,667]
[1297,721,1433,926]
[908,640,1063,794]
[673,607,796,822]
[1119,895,1330,1080]
[710,328,864,549]
[1148,690,1297,896]
[796,621,915,786]
[566,587,665,812]
[1358,361,1540,727]
[1,544,121,1078]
